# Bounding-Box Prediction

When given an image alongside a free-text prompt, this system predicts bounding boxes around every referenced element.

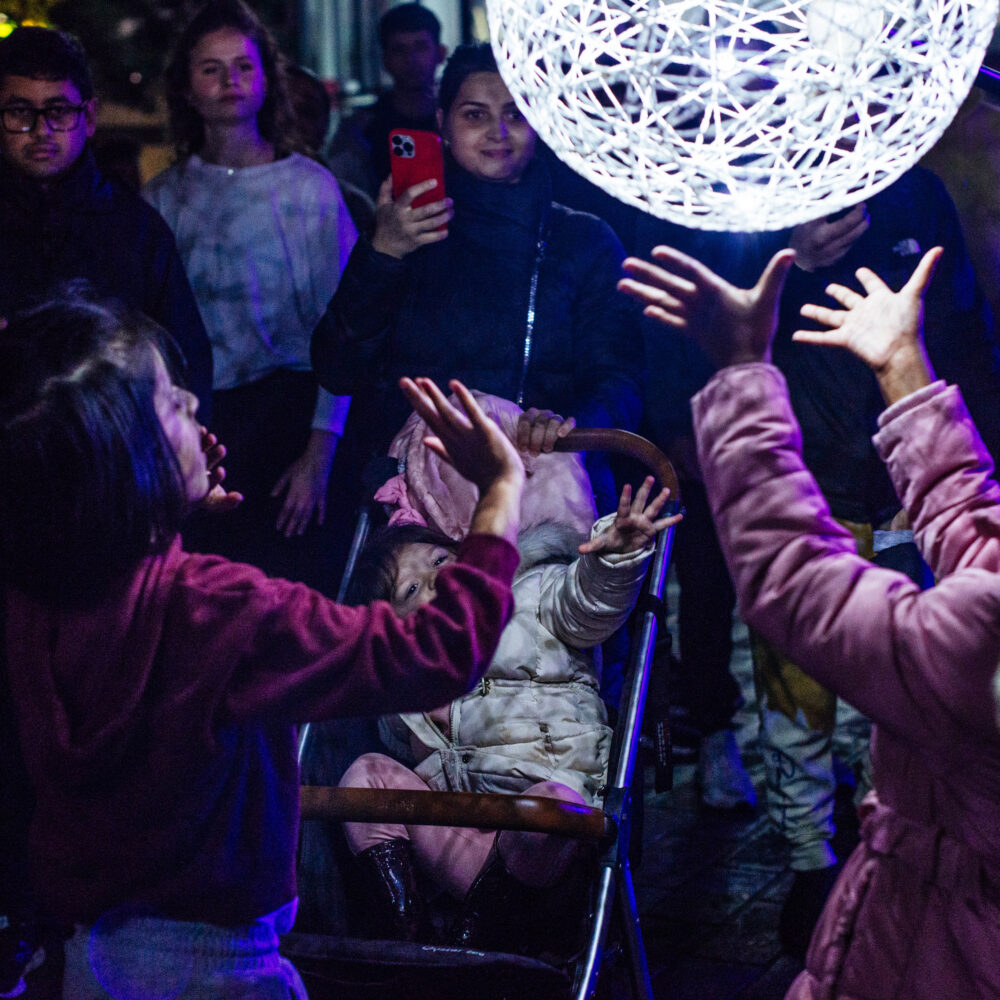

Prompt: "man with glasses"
[0,26,212,413]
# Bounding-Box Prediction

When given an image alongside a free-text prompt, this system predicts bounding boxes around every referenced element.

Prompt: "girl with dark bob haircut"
[0,292,525,996]
[0,292,187,605]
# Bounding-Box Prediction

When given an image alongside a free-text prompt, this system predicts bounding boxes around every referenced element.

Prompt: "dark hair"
[379,3,442,49]
[437,42,498,117]
[347,524,458,605]
[285,63,330,155]
[0,291,188,606]
[163,0,298,158]
[0,25,94,101]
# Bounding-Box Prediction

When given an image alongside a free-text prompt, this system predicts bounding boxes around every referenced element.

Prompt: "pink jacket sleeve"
[692,364,1000,747]
[873,380,1000,576]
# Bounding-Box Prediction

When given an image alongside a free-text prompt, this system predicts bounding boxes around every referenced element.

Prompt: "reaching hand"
[371,177,453,259]
[792,246,941,404]
[619,245,795,369]
[789,203,869,272]
[270,429,338,537]
[399,377,525,546]
[399,377,524,493]
[516,407,576,457]
[196,428,243,513]
[578,476,682,557]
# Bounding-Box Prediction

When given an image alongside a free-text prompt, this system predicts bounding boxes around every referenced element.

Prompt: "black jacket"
[0,149,213,416]
[773,166,1000,524]
[312,157,643,459]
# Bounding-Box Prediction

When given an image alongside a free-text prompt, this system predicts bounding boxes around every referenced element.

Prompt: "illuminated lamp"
[486,0,999,231]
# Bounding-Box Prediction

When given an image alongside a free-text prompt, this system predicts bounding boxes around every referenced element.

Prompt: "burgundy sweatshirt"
[5,532,517,927]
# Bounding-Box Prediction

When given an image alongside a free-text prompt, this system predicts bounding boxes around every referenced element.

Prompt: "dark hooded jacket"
[311,157,643,459]
[0,149,213,415]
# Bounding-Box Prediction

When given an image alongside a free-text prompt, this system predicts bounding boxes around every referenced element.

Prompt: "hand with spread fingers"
[792,246,942,404]
[516,407,576,457]
[371,177,453,259]
[619,245,796,369]
[578,475,682,557]
[398,377,525,545]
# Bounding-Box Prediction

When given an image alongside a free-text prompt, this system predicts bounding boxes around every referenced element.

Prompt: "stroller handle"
[554,428,680,502]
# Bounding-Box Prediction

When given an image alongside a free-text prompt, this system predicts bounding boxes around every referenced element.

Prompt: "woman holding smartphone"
[311,43,642,509]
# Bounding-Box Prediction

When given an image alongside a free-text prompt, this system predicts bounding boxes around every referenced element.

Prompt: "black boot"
[355,839,431,942]
[450,839,538,953]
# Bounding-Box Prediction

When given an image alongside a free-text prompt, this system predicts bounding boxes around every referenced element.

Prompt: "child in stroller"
[338,393,680,954]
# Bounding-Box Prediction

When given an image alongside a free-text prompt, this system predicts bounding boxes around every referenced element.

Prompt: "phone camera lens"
[392,134,415,157]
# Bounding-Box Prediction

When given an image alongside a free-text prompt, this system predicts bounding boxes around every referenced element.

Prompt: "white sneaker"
[699,728,758,810]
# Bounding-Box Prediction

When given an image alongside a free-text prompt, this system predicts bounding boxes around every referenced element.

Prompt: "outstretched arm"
[619,245,795,369]
[541,476,678,650]
[578,476,680,557]
[692,364,1000,746]
[792,246,942,405]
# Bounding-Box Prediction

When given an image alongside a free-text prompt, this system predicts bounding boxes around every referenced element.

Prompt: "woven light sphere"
[486,0,999,231]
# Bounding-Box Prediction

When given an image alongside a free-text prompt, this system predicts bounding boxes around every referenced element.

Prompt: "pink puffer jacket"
[693,366,1000,1000]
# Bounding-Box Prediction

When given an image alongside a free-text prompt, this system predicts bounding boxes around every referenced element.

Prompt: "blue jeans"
[63,900,306,999]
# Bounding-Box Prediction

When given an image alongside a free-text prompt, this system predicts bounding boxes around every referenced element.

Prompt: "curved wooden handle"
[300,786,615,841]
[554,428,680,502]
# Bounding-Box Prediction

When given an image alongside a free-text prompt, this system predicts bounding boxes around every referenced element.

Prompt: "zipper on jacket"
[516,229,548,408]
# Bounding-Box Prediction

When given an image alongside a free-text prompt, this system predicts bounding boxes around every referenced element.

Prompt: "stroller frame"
[296,428,679,1000]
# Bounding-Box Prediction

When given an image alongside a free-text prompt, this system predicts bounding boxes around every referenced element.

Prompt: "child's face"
[151,349,209,503]
[186,27,268,130]
[390,542,457,616]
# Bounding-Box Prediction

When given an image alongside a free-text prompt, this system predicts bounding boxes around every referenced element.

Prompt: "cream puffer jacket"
[380,518,653,806]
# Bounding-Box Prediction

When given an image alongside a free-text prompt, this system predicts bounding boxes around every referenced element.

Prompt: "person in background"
[0,25,212,414]
[144,0,357,594]
[327,2,446,200]
[286,61,376,240]
[634,219,767,813]
[312,42,642,517]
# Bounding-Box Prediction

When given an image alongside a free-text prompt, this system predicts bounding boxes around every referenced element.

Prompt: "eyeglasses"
[0,103,88,134]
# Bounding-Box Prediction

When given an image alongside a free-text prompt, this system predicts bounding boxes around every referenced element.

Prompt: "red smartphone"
[389,128,446,210]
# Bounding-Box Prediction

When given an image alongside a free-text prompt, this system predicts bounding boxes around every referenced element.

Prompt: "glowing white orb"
[486,0,999,231]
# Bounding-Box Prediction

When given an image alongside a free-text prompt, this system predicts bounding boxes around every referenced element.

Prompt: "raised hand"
[371,177,453,259]
[789,203,869,272]
[793,246,941,404]
[578,476,682,556]
[516,407,576,457]
[619,245,795,369]
[399,377,525,545]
